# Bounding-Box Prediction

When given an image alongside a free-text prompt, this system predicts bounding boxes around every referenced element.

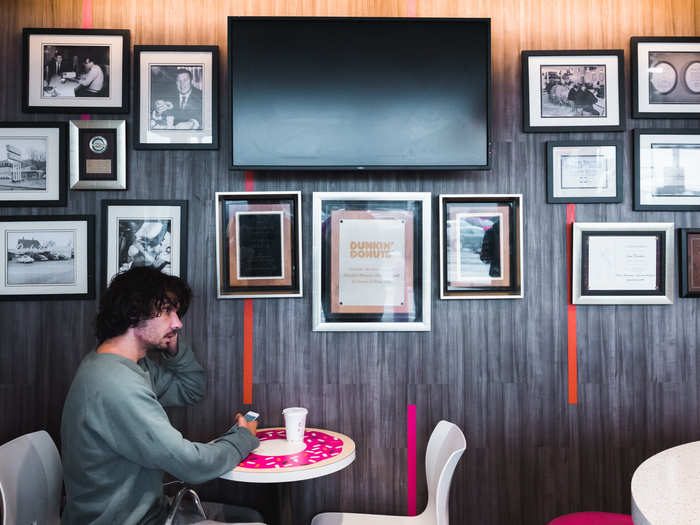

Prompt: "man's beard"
[146,331,178,353]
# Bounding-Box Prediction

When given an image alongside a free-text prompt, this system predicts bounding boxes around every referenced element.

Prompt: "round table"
[631,441,700,524]
[220,427,356,483]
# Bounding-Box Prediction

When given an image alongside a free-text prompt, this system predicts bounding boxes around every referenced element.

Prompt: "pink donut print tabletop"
[235,427,355,472]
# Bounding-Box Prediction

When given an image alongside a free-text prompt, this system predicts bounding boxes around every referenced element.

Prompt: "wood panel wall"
[1,1,700,524]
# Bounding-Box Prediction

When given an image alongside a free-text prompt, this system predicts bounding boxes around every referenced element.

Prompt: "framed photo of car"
[679,228,700,298]
[634,129,700,211]
[0,215,95,301]
[134,46,219,149]
[547,141,623,203]
[69,119,126,190]
[631,37,700,118]
[522,50,625,132]
[22,28,130,113]
[312,192,431,332]
[439,194,523,299]
[215,191,302,299]
[0,122,67,207]
[572,222,674,305]
[101,200,188,290]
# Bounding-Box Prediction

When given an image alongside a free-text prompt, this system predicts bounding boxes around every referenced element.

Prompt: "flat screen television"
[228,17,491,170]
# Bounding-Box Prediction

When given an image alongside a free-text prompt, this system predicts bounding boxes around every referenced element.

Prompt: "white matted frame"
[572,222,674,305]
[313,191,431,332]
[69,120,126,190]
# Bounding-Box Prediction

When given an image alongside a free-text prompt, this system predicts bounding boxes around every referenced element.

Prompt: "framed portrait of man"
[134,46,218,149]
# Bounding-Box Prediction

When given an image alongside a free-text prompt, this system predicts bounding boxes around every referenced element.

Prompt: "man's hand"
[153,99,174,116]
[235,413,258,436]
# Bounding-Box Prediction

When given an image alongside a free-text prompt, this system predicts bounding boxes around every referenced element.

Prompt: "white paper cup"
[282,407,308,443]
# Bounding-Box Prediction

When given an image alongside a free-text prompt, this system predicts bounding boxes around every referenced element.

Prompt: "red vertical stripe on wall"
[407,404,417,516]
[406,0,417,16]
[243,171,255,404]
[566,204,578,405]
[81,0,92,120]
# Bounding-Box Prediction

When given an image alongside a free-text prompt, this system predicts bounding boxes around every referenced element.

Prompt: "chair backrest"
[422,420,467,525]
[0,430,62,525]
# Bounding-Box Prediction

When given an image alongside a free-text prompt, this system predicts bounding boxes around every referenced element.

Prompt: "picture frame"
[439,194,523,299]
[312,192,431,332]
[634,129,700,211]
[101,200,188,290]
[572,222,674,305]
[522,50,625,132]
[631,37,700,118]
[547,141,623,203]
[22,28,130,113]
[0,215,95,301]
[215,191,302,299]
[134,45,219,149]
[679,228,700,298]
[69,120,126,190]
[0,122,67,207]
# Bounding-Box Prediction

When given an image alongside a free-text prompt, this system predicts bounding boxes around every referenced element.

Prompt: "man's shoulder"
[72,352,148,392]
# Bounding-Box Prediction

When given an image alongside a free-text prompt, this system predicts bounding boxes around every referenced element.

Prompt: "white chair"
[0,430,63,525]
[311,420,466,525]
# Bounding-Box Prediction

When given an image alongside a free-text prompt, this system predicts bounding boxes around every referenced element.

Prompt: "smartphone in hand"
[244,411,259,422]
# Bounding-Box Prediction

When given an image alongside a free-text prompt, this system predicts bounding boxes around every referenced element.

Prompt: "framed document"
[547,141,623,203]
[440,194,523,299]
[572,222,674,305]
[69,120,126,190]
[522,50,625,132]
[634,129,700,211]
[0,215,94,301]
[216,192,302,298]
[679,228,700,298]
[313,192,431,332]
[631,37,700,118]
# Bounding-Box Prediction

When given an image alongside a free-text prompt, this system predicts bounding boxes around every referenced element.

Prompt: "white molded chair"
[311,420,467,525]
[0,430,63,525]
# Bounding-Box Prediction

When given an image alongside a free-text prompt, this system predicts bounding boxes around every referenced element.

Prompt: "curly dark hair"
[95,267,192,343]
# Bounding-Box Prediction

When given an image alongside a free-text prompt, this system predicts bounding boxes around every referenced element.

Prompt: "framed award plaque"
[215,191,302,298]
[679,228,700,298]
[312,192,431,332]
[69,120,126,190]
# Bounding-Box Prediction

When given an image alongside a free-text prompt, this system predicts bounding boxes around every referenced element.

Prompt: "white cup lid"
[282,407,308,416]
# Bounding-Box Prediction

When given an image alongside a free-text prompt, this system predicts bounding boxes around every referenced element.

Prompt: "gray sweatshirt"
[60,342,259,524]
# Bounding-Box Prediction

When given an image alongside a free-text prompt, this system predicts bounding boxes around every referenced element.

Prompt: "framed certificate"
[313,192,431,331]
[69,120,126,190]
[216,192,302,298]
[440,194,523,299]
[679,228,700,298]
[572,222,674,305]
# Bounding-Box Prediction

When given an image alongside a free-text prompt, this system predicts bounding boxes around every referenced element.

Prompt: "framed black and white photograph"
[102,200,187,290]
[312,192,431,332]
[0,122,67,207]
[679,228,700,298]
[216,192,302,298]
[69,120,126,190]
[439,194,523,299]
[631,37,700,118]
[572,222,674,305]
[522,50,625,132]
[547,141,623,203]
[634,129,700,210]
[134,46,218,149]
[22,28,129,113]
[0,215,94,300]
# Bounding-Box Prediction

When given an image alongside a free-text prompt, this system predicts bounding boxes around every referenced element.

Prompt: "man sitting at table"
[61,267,265,524]
[46,51,73,79]
[74,55,105,97]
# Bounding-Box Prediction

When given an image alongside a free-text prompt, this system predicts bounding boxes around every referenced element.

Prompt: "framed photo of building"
[215,192,302,298]
[631,37,700,118]
[522,50,625,132]
[0,215,94,300]
[572,222,674,305]
[547,141,623,203]
[635,129,700,210]
[679,228,700,298]
[134,46,218,149]
[69,120,126,190]
[0,122,67,207]
[22,28,129,113]
[312,192,431,332]
[101,200,187,290]
[439,194,523,299]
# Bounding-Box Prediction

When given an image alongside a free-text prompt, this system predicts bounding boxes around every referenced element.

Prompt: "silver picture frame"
[69,119,126,190]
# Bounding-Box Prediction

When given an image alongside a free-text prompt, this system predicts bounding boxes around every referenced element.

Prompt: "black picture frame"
[631,36,700,119]
[0,214,95,301]
[546,140,623,203]
[679,228,700,298]
[0,121,67,207]
[134,45,219,150]
[522,49,625,133]
[101,199,188,291]
[22,28,130,114]
[634,129,700,211]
